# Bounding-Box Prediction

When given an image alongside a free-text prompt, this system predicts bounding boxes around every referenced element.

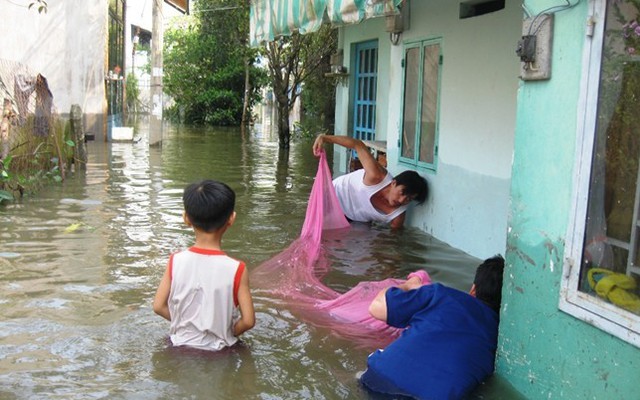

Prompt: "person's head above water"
[472,255,505,313]
[393,171,429,205]
[182,179,235,233]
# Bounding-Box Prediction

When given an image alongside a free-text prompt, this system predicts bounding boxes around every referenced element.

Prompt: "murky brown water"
[0,123,521,399]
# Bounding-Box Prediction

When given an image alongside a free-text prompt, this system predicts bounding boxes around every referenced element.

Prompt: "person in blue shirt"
[360,255,505,400]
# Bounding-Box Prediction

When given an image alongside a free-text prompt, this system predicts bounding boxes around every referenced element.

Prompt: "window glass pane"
[364,76,370,100]
[364,105,371,129]
[579,1,640,315]
[419,44,439,164]
[371,105,376,140]
[402,47,419,159]
[360,49,370,72]
[370,75,376,100]
[372,48,378,74]
[363,104,368,130]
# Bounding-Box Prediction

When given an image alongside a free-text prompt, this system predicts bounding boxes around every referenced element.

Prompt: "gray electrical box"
[519,14,554,81]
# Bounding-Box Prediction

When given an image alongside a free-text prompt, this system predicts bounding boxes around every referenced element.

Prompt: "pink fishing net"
[252,151,431,346]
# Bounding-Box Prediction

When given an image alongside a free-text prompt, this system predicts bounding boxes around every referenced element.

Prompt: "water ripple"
[0,124,481,399]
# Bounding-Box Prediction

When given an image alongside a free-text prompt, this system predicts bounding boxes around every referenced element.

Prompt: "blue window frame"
[352,40,378,142]
[399,38,442,171]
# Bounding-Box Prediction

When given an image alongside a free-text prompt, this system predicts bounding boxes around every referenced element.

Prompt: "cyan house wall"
[499,0,639,399]
[333,0,522,259]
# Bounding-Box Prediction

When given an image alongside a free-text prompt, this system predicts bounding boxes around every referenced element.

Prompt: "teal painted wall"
[498,1,640,398]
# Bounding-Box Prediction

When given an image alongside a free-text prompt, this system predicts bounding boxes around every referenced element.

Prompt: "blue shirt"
[360,283,499,400]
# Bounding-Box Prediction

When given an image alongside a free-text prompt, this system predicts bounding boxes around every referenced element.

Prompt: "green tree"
[263,26,337,149]
[163,0,265,125]
[125,73,140,114]
[300,44,336,135]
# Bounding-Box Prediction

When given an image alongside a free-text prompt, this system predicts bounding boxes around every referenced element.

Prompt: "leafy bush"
[162,0,265,126]
[126,73,141,113]
[0,116,74,204]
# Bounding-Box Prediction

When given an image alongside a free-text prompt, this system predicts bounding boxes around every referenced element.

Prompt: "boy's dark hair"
[473,255,505,313]
[183,180,235,232]
[393,171,429,204]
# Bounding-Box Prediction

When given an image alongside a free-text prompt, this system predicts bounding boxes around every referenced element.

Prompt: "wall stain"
[510,247,536,267]
[597,370,609,381]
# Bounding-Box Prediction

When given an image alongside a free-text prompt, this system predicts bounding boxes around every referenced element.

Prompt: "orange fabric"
[233,262,245,307]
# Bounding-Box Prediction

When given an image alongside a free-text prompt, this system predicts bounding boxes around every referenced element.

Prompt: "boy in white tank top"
[153,180,255,351]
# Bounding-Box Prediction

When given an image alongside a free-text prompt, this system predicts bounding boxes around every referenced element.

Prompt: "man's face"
[388,182,415,207]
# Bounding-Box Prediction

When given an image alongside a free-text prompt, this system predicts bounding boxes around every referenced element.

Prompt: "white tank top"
[332,169,408,223]
[168,247,244,351]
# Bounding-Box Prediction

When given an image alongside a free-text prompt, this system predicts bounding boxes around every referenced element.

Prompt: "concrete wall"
[498,0,640,398]
[0,0,107,140]
[336,0,521,259]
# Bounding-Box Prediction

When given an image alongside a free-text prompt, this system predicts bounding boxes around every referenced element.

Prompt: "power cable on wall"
[526,0,581,36]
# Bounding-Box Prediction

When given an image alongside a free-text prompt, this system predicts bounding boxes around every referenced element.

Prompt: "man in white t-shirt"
[313,134,428,229]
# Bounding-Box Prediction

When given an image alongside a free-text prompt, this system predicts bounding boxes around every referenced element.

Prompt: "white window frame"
[559,0,640,347]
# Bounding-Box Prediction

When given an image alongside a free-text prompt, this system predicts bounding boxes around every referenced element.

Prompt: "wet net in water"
[251,151,430,347]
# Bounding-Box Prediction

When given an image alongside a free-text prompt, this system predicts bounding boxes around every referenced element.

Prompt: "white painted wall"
[334,0,522,258]
[0,1,185,139]
[0,0,106,120]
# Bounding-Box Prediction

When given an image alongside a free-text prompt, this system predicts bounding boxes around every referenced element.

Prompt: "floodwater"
[0,124,522,399]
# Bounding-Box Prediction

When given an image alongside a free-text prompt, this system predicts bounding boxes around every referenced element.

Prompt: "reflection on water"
[0,123,519,399]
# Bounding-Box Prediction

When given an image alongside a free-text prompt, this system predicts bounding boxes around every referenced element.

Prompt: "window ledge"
[559,285,640,348]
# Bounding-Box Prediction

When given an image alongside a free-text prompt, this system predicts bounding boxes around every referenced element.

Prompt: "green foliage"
[0,155,15,204]
[136,42,151,54]
[300,31,336,134]
[262,25,337,148]
[163,0,265,126]
[292,120,328,140]
[0,117,74,204]
[126,73,141,113]
[0,189,13,202]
